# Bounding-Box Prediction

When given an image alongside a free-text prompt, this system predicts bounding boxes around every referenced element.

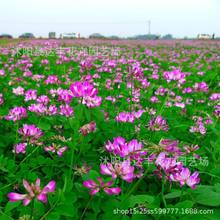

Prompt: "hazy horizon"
[0,0,220,38]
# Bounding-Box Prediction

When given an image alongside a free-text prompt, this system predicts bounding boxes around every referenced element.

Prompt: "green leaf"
[214,183,220,193]
[0,213,12,220]
[195,191,220,206]
[83,170,100,181]
[34,200,45,217]
[45,211,61,220]
[124,195,155,208]
[4,201,21,213]
[164,190,186,199]
[38,120,51,130]
[174,200,194,208]
[56,204,76,217]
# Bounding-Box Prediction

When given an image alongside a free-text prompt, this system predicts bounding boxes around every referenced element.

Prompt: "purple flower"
[82,95,102,108]
[100,160,135,182]
[24,89,37,102]
[12,86,25,96]
[194,82,208,92]
[44,75,61,85]
[47,105,58,115]
[44,144,68,157]
[105,136,126,152]
[115,110,145,123]
[18,124,43,141]
[105,137,146,161]
[155,152,200,189]
[119,139,147,159]
[59,104,74,117]
[182,87,193,94]
[115,112,135,123]
[148,116,168,131]
[8,179,56,206]
[0,93,4,105]
[159,139,182,155]
[83,177,121,195]
[70,81,98,98]
[28,103,47,115]
[5,107,27,122]
[163,69,186,84]
[189,116,207,135]
[70,81,102,108]
[214,105,220,116]
[41,59,49,65]
[13,143,27,154]
[36,95,50,105]
[150,96,159,103]
[155,152,182,173]
[57,89,73,104]
[80,121,96,136]
[209,93,220,101]
[0,69,5,76]
[170,168,200,189]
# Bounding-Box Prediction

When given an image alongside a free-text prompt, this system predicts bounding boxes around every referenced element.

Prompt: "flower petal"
[23,198,32,206]
[83,180,97,189]
[42,180,56,193]
[104,187,121,195]
[8,192,26,202]
[37,193,48,203]
[23,179,34,197]
[90,188,100,195]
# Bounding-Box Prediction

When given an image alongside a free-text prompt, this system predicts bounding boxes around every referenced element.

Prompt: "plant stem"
[80,196,93,220]
[161,176,167,207]
[15,146,40,172]
[69,142,75,180]
[30,201,34,220]
[122,170,148,205]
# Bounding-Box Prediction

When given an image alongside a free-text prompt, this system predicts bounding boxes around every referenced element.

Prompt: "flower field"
[0,39,220,220]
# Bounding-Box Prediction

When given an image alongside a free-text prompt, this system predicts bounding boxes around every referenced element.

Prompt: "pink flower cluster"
[5,106,27,122]
[70,81,102,108]
[8,179,56,206]
[155,152,200,189]
[100,160,135,182]
[16,124,43,148]
[209,93,220,101]
[13,86,25,96]
[24,89,37,102]
[214,105,220,116]
[83,177,121,195]
[194,82,209,92]
[80,121,96,136]
[0,93,4,105]
[163,69,186,84]
[44,75,61,85]
[189,116,212,135]
[104,137,147,179]
[0,69,5,76]
[115,110,145,123]
[148,116,168,131]
[105,137,147,159]
[14,143,28,154]
[84,137,148,196]
[19,124,43,140]
[44,144,68,157]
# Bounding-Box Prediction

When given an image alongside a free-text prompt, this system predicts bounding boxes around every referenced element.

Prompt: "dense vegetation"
[0,40,219,220]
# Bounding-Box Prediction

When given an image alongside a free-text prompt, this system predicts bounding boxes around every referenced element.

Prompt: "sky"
[0,0,220,38]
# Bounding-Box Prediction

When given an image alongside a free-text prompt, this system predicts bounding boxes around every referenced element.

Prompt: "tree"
[89,33,105,39]
[162,34,173,40]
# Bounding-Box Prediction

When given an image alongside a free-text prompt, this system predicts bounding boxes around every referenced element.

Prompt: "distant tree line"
[1,32,220,40]
[88,33,174,40]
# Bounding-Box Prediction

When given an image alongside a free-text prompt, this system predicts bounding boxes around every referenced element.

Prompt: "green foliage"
[0,40,219,220]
